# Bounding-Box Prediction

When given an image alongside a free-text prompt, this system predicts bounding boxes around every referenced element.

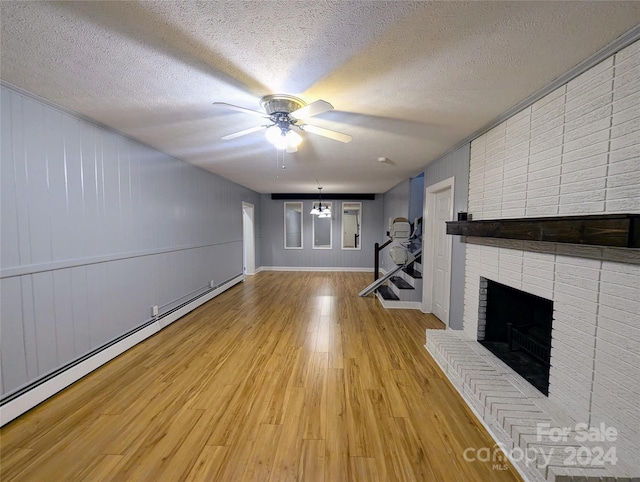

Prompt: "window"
[341,202,361,250]
[284,202,303,249]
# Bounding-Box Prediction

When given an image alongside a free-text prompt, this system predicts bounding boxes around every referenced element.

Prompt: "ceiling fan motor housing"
[260,94,306,116]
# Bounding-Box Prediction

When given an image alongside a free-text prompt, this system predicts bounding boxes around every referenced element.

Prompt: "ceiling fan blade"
[301,124,352,143]
[290,100,333,119]
[221,125,267,140]
[286,145,298,153]
[213,102,269,118]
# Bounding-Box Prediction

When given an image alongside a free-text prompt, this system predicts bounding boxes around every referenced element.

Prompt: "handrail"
[360,246,422,297]
[373,239,393,281]
[359,264,404,297]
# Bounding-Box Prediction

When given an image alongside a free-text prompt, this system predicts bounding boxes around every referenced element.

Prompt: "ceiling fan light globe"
[274,136,289,150]
[286,130,302,147]
[265,125,282,145]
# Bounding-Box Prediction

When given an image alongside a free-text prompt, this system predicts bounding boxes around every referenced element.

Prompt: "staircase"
[376,255,423,309]
[362,216,423,309]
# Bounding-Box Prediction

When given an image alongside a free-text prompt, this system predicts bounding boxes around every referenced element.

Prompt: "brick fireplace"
[454,239,639,478]
[427,38,639,481]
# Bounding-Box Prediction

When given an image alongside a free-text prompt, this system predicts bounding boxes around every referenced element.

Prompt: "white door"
[423,177,454,326]
[432,190,451,322]
[242,202,255,275]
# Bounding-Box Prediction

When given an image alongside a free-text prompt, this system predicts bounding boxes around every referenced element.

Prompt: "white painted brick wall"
[469,137,486,218]
[610,48,640,213]
[464,39,640,470]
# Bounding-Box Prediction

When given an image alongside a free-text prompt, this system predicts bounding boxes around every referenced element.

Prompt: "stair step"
[377,285,399,301]
[402,266,422,279]
[390,276,414,290]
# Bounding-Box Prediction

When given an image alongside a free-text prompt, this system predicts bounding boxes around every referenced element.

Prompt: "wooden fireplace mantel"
[446,213,640,248]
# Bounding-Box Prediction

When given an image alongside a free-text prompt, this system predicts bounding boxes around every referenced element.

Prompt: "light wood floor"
[0,272,523,481]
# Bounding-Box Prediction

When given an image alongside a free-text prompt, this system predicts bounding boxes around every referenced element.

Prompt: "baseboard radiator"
[0,274,243,426]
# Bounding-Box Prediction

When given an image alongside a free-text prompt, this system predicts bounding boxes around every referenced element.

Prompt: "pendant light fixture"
[310,187,331,217]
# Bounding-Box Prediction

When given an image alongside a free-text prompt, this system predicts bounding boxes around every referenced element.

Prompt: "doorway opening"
[242,202,255,275]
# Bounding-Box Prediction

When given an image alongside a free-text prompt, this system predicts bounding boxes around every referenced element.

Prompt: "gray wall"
[0,86,261,396]
[260,195,383,268]
[408,173,425,222]
[423,142,470,329]
[380,180,410,272]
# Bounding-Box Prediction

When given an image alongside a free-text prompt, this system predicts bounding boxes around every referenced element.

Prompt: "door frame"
[242,202,256,275]
[422,176,455,327]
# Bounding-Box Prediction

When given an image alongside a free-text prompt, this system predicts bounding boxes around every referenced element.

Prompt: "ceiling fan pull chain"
[273,146,286,171]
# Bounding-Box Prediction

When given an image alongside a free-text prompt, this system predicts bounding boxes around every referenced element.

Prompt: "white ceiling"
[1,1,639,194]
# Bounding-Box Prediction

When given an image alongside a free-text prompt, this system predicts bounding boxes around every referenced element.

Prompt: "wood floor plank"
[302,352,328,440]
[388,416,439,481]
[268,387,306,482]
[350,456,380,482]
[261,347,299,425]
[0,272,523,482]
[378,370,411,418]
[239,423,282,482]
[73,454,126,481]
[184,445,229,481]
[328,318,344,369]
[110,407,204,480]
[324,367,351,482]
[299,439,325,482]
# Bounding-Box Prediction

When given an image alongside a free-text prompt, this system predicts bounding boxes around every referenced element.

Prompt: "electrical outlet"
[210,280,215,289]
[151,305,159,317]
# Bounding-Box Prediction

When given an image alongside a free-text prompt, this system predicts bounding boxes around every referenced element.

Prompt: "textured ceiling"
[1,1,639,194]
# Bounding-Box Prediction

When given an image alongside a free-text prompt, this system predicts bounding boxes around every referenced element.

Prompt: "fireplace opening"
[479,279,553,395]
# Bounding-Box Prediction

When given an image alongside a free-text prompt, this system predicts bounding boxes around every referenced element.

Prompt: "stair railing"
[374,216,423,282]
[373,239,393,281]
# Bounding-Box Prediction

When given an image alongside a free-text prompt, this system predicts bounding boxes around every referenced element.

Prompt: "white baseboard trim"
[0,322,159,427]
[0,274,243,427]
[260,266,373,272]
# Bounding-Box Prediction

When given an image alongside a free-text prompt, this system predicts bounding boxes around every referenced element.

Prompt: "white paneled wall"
[464,40,640,465]
[0,86,261,399]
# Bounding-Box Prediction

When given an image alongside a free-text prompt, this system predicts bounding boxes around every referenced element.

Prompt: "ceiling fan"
[213,94,352,152]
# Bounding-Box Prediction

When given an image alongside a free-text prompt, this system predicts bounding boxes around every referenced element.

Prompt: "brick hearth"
[426,330,638,482]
